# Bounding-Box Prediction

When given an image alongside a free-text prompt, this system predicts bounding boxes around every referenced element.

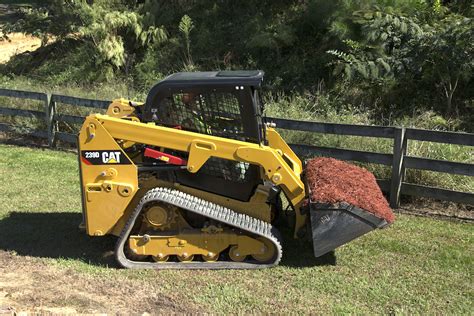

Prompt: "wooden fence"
[0,88,473,208]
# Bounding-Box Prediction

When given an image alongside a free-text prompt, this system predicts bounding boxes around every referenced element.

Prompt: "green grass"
[0,143,472,313]
[0,76,146,136]
[0,75,144,101]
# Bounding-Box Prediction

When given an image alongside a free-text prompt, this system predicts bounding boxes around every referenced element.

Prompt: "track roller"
[202,252,219,262]
[152,254,169,262]
[177,253,194,262]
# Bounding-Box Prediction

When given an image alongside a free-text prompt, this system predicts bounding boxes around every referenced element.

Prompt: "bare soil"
[0,4,42,64]
[0,32,41,64]
[0,251,194,315]
[399,199,473,221]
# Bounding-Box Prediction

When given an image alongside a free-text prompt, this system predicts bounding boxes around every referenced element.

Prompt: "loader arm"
[79,114,307,237]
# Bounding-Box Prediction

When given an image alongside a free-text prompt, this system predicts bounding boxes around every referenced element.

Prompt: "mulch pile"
[305,157,395,223]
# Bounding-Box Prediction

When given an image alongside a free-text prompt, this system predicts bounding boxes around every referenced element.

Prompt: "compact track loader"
[78,70,392,269]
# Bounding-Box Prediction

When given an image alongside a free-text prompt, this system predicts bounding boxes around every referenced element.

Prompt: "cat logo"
[81,150,132,165]
[102,151,121,164]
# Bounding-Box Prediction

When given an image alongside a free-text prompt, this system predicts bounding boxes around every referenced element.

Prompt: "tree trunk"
[441,75,459,115]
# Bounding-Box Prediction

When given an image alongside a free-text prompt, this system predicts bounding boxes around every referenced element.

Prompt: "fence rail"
[51,94,110,109]
[0,106,44,118]
[0,88,473,207]
[0,88,47,101]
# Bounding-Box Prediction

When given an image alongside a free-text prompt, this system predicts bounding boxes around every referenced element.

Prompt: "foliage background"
[0,0,472,131]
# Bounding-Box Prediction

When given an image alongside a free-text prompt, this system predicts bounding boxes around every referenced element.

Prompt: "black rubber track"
[115,187,283,269]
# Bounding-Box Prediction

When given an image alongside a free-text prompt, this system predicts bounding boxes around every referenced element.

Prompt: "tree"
[327,3,473,116]
[74,1,167,70]
[178,15,195,71]
[0,0,81,45]
[413,15,473,114]
[1,0,168,76]
[327,7,424,83]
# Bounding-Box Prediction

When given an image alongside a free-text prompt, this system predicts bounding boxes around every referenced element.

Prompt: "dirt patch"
[306,157,395,223]
[0,32,42,64]
[399,199,473,222]
[0,251,195,314]
[0,4,43,64]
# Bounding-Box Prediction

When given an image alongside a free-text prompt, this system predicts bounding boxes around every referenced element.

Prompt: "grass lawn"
[0,143,472,314]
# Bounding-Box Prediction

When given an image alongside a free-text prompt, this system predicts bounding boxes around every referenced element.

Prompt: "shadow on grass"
[0,136,76,152]
[0,211,335,268]
[278,225,337,268]
[0,211,117,267]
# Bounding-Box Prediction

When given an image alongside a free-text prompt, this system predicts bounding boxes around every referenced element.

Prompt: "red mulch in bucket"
[305,157,395,223]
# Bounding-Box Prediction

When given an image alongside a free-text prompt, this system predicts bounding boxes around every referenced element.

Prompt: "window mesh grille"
[157,92,245,139]
[154,91,252,183]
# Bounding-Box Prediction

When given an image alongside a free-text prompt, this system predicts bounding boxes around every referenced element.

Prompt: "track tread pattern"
[115,187,282,269]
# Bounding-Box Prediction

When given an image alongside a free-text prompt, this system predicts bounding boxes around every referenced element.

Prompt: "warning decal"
[81,150,132,165]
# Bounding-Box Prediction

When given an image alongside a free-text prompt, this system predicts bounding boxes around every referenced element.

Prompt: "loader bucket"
[309,202,389,257]
[304,157,395,258]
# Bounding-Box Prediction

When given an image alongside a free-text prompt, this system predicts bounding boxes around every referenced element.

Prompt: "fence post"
[390,127,407,208]
[45,94,57,147]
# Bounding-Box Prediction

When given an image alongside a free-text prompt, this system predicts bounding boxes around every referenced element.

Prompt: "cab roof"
[161,70,264,87]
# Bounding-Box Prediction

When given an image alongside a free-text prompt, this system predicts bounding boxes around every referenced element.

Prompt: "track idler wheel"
[228,245,246,262]
[251,237,277,263]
